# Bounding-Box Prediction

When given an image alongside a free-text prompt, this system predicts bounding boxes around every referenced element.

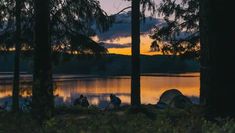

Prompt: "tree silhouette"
[50,0,113,54]
[0,0,113,54]
[12,0,21,112]
[150,0,199,59]
[151,0,235,117]
[200,0,235,117]
[0,0,24,112]
[0,0,113,114]
[150,40,160,52]
[131,0,141,108]
[129,0,155,108]
[0,0,14,50]
[32,0,54,121]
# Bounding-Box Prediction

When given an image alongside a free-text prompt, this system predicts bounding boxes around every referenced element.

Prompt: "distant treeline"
[0,52,199,75]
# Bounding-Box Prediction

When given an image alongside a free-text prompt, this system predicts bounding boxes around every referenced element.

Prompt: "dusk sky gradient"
[98,0,161,15]
[97,0,161,55]
[98,0,131,15]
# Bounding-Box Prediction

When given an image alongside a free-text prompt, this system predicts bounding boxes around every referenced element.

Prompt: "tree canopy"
[0,0,113,54]
[150,0,199,59]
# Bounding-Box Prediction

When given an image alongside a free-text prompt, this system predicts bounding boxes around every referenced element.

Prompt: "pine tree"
[200,0,235,117]
[32,0,54,121]
[153,0,235,117]
[129,0,155,109]
[131,0,141,108]
[150,0,199,59]
[12,0,21,113]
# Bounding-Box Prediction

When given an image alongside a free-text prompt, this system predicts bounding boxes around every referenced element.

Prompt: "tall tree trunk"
[200,0,235,117]
[32,0,54,121]
[12,0,21,112]
[199,0,210,105]
[131,0,141,108]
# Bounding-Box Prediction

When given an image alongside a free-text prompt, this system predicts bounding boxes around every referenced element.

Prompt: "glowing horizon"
[94,35,162,55]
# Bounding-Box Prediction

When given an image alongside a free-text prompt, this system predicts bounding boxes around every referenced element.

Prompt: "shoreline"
[0,72,200,85]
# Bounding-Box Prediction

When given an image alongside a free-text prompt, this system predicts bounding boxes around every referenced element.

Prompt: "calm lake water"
[0,73,200,108]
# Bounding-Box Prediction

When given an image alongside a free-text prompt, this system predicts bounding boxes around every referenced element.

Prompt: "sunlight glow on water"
[0,73,200,107]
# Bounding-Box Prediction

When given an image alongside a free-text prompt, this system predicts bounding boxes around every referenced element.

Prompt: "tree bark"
[200,0,235,117]
[12,0,21,112]
[131,0,141,108]
[32,0,54,121]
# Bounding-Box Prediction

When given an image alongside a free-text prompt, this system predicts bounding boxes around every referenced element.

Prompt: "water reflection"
[0,73,200,108]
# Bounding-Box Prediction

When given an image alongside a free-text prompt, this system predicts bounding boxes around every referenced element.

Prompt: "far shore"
[0,72,200,84]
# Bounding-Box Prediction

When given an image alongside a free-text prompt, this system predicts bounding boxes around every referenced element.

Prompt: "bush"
[0,106,235,133]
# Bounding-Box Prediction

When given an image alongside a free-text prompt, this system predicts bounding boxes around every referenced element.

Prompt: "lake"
[0,73,200,108]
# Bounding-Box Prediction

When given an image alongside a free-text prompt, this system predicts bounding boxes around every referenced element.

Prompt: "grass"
[0,105,235,133]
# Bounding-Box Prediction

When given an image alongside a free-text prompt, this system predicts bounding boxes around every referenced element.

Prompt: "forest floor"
[0,105,235,133]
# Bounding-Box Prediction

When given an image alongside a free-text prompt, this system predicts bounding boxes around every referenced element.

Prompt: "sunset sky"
[97,0,162,55]
[98,0,161,15]
[98,0,131,15]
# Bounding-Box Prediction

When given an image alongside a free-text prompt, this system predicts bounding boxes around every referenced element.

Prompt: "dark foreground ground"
[0,105,234,133]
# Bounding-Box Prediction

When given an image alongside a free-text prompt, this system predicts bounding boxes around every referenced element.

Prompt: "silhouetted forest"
[0,52,199,75]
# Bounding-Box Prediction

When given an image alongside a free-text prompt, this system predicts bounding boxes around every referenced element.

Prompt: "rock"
[156,89,192,109]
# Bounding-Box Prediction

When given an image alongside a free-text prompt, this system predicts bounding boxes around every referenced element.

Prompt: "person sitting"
[0,105,3,110]
[73,95,83,106]
[21,97,32,112]
[74,95,89,107]
[0,101,8,110]
[109,94,121,109]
